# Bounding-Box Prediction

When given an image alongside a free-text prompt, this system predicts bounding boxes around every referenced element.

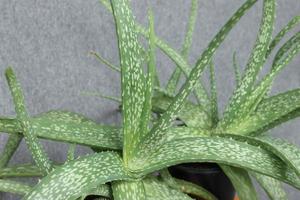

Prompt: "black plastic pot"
[169,163,236,200]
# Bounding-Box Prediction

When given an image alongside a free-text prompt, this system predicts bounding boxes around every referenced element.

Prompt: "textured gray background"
[0,0,299,199]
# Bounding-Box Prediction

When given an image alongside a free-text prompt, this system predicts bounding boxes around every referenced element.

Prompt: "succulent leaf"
[253,173,287,200]
[23,152,130,200]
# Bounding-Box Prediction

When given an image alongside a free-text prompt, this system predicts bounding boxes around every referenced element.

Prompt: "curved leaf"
[0,134,22,168]
[166,0,199,94]
[152,92,211,129]
[220,165,257,200]
[112,180,146,200]
[23,152,130,200]
[0,114,122,149]
[111,0,145,163]
[0,179,32,196]
[0,164,43,178]
[143,177,194,200]
[81,184,112,199]
[160,169,217,200]
[267,15,300,56]
[141,0,259,151]
[5,67,52,174]
[209,61,218,125]
[252,173,287,200]
[222,134,300,178]
[225,88,300,134]
[135,137,300,189]
[232,51,241,87]
[139,9,156,136]
[220,0,276,128]
[253,107,300,135]
[35,110,96,124]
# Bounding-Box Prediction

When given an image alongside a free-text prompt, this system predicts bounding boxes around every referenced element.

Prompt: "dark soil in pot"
[168,163,236,200]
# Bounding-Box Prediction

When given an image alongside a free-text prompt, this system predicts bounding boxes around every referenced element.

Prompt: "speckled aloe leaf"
[0,164,43,178]
[224,88,300,135]
[136,137,300,189]
[221,134,300,178]
[152,92,211,129]
[143,177,194,200]
[136,20,210,110]
[140,0,258,150]
[66,143,76,162]
[23,152,131,200]
[104,1,211,109]
[254,107,300,135]
[0,134,22,168]
[222,32,300,133]
[266,15,300,56]
[139,9,156,137]
[112,180,146,200]
[0,179,32,196]
[35,110,95,124]
[220,0,276,128]
[5,67,53,175]
[0,112,122,149]
[252,173,287,200]
[272,31,300,71]
[80,184,112,199]
[166,0,198,94]
[228,31,300,120]
[209,61,218,125]
[232,52,241,87]
[110,0,145,163]
[220,165,257,200]
[160,169,217,200]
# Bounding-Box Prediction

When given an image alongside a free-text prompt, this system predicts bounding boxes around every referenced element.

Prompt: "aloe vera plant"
[0,0,300,199]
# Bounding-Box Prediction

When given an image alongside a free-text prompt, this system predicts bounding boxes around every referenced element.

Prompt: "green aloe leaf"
[253,107,300,135]
[220,0,276,128]
[152,92,211,129]
[0,179,32,196]
[0,134,22,168]
[222,32,300,132]
[220,165,257,200]
[267,15,300,56]
[135,137,300,189]
[0,112,122,149]
[81,184,112,199]
[272,31,300,71]
[110,0,145,163]
[143,177,194,200]
[209,61,218,125]
[35,110,95,124]
[235,31,300,112]
[112,180,146,200]
[32,115,122,149]
[141,0,258,150]
[160,169,217,200]
[0,164,43,178]
[99,0,211,109]
[23,152,131,200]
[221,134,300,178]
[224,88,300,135]
[166,0,199,94]
[232,51,241,87]
[139,9,156,136]
[5,67,53,174]
[66,143,76,162]
[252,173,287,200]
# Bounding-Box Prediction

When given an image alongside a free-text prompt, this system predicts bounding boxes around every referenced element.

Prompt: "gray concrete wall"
[0,0,299,199]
